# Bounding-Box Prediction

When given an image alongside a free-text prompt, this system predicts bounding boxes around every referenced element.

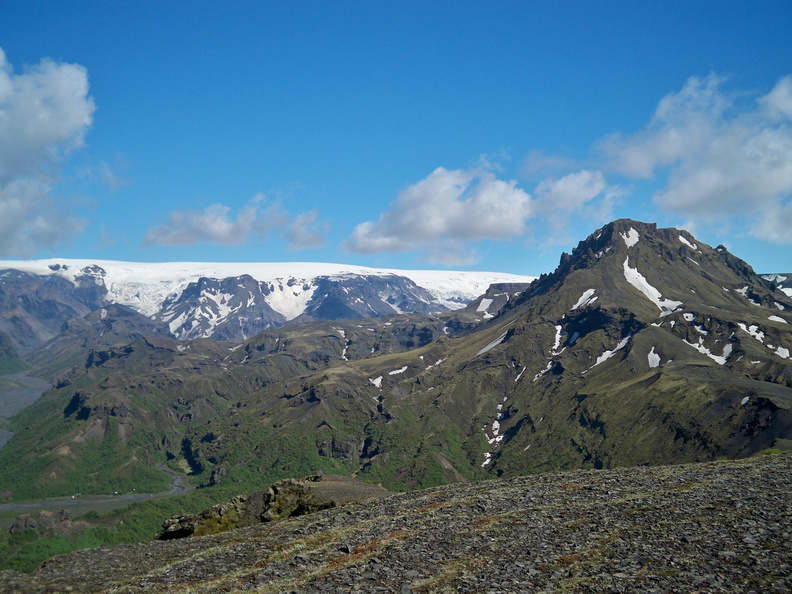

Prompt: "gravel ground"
[1,453,790,593]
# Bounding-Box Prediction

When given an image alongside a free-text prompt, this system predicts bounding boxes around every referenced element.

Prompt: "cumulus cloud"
[0,179,85,256]
[600,73,792,241]
[344,166,533,265]
[143,199,262,246]
[0,48,95,256]
[536,170,606,212]
[752,201,792,244]
[534,170,622,243]
[285,210,328,250]
[142,193,327,250]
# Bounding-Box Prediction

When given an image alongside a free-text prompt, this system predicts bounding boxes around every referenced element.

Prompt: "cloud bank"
[0,48,94,256]
[142,194,328,251]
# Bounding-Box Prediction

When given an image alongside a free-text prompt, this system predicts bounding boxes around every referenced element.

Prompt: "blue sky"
[1,1,791,276]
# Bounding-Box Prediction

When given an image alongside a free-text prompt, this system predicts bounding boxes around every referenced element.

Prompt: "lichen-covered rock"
[157,473,391,539]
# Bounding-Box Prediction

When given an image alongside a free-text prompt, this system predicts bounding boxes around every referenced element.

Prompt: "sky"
[0,1,791,276]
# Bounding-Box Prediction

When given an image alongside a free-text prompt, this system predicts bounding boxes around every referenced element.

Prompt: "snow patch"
[389,366,408,375]
[369,376,383,388]
[476,298,493,312]
[477,331,509,356]
[425,358,446,370]
[571,288,598,310]
[533,361,553,381]
[679,235,698,250]
[623,258,683,314]
[738,323,765,343]
[592,335,631,368]
[769,315,787,324]
[551,324,564,355]
[620,227,639,248]
[647,347,660,368]
[682,338,731,365]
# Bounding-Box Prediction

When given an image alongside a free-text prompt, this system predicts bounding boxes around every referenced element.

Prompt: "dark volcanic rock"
[0,268,110,353]
[1,454,790,593]
[157,474,393,540]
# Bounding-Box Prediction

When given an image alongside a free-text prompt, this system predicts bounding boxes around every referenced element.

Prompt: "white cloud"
[344,166,533,265]
[143,193,327,250]
[761,75,792,120]
[0,179,85,256]
[535,170,606,212]
[533,170,622,243]
[285,209,328,250]
[521,150,579,180]
[0,48,95,256]
[752,201,792,244]
[143,197,262,246]
[600,73,792,240]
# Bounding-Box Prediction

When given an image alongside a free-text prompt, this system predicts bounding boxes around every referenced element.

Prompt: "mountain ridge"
[0,260,534,351]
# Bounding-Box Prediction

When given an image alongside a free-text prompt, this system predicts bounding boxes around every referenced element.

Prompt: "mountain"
[24,304,172,381]
[0,220,789,501]
[0,260,534,351]
[0,267,109,353]
[165,219,791,488]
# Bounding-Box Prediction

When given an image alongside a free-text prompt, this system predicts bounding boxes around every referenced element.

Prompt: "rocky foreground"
[1,454,790,593]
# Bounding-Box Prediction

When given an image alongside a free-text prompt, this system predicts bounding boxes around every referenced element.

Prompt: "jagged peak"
[509,218,782,320]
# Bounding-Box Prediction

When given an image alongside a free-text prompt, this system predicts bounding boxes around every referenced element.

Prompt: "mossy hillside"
[0,391,172,499]
[0,487,235,573]
[1,219,790,504]
[0,318,449,500]
[0,357,29,377]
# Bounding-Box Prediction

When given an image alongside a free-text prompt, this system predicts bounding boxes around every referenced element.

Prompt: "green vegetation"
[0,220,790,575]
[0,357,29,376]
[0,488,235,573]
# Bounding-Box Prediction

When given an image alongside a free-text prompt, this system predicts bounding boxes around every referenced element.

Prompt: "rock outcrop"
[157,474,393,539]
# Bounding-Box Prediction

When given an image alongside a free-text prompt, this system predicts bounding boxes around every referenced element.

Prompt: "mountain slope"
[0,268,109,353]
[169,219,792,488]
[0,220,789,500]
[1,454,789,593]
